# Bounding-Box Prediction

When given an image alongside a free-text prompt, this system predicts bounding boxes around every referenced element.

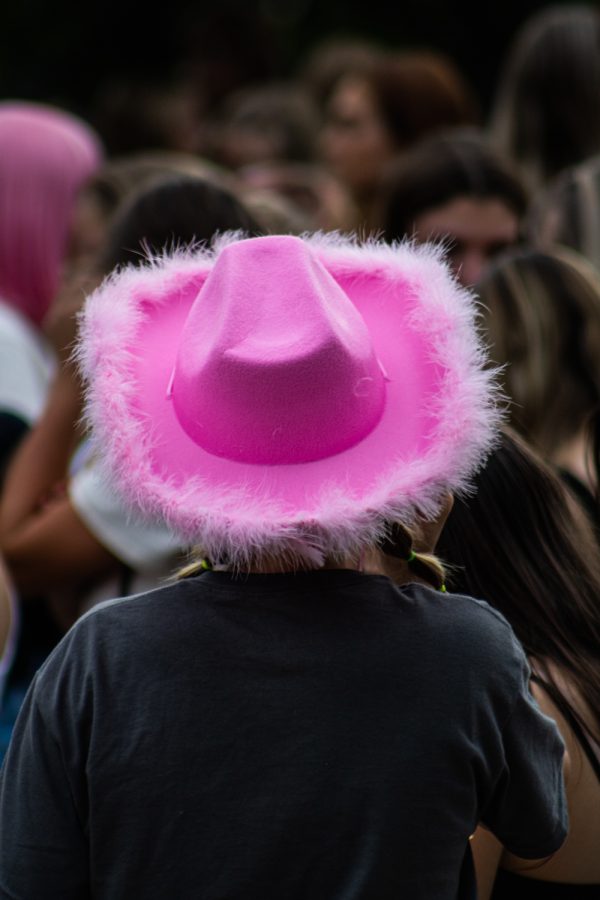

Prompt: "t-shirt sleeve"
[480,644,568,859]
[69,460,182,570]
[0,670,89,899]
[0,322,53,425]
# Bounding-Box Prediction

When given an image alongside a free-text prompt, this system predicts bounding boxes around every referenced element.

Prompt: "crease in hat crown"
[77,231,502,567]
[171,235,386,465]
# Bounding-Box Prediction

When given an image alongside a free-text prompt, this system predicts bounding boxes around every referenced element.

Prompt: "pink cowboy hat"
[77,233,500,565]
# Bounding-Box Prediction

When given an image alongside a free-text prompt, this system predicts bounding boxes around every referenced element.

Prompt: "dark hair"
[492,5,600,189]
[99,175,261,272]
[375,130,527,241]
[369,52,477,150]
[437,430,600,742]
[77,152,233,233]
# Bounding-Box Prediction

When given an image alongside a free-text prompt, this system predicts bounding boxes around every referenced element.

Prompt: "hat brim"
[78,233,500,564]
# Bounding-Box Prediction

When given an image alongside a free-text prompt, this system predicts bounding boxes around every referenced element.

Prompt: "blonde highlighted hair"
[526,153,600,273]
[177,520,447,592]
[477,246,600,459]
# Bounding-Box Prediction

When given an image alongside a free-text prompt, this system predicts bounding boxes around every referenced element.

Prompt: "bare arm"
[0,266,123,612]
[0,267,102,546]
[470,827,503,900]
[0,362,115,605]
[0,494,119,599]
[0,366,83,545]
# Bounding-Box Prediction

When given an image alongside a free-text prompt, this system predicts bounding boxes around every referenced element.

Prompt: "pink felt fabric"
[78,233,501,565]
[171,237,386,463]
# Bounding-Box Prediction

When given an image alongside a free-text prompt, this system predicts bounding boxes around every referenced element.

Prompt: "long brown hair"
[491,5,600,190]
[369,51,477,149]
[437,429,600,741]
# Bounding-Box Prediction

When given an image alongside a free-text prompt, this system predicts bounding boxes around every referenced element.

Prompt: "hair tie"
[406,547,446,593]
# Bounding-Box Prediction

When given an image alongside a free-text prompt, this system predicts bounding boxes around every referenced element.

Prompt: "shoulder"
[78,578,193,630]
[27,580,194,713]
[403,581,520,646]
[400,582,529,689]
[39,580,188,665]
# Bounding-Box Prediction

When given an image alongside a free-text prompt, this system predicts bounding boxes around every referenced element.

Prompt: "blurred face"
[413,196,520,286]
[320,76,395,198]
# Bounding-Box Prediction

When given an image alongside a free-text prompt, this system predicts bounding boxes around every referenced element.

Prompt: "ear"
[415,493,454,553]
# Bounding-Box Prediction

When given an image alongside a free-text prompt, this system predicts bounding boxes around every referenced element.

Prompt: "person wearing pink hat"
[0,234,567,898]
[0,102,102,471]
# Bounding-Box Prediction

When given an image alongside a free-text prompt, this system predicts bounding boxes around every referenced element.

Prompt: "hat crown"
[171,235,386,464]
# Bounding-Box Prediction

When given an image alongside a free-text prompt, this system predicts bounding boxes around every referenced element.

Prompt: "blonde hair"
[176,520,447,592]
[378,521,447,591]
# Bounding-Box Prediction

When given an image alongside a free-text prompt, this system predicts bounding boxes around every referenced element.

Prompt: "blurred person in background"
[237,161,359,232]
[477,246,600,526]
[375,130,526,286]
[297,37,380,117]
[526,153,600,274]
[0,102,102,473]
[45,150,232,354]
[1,172,260,619]
[213,82,320,171]
[320,50,477,225]
[491,4,600,192]
[0,173,259,761]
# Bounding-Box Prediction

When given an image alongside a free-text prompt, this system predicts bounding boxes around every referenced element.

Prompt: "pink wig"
[0,102,103,326]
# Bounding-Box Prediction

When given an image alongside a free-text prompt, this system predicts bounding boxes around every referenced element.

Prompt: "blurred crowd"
[1,5,600,897]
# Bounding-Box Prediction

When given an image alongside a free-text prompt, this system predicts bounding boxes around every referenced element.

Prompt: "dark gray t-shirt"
[0,570,567,899]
